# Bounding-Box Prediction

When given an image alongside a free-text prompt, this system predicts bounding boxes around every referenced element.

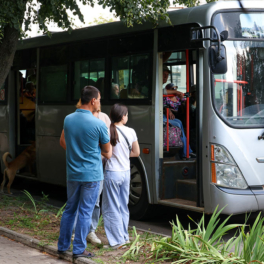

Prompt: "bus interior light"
[210,144,248,189]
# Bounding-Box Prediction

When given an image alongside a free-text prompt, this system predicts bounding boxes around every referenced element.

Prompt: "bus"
[1,0,264,219]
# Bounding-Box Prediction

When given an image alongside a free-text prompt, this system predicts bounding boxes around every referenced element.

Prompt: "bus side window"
[39,65,67,103]
[73,58,105,100]
[111,54,151,100]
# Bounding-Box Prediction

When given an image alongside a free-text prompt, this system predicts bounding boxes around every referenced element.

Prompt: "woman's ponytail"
[110,123,119,146]
[109,104,128,146]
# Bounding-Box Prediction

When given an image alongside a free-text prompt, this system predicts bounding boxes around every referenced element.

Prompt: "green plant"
[231,212,264,263]
[56,203,66,218]
[40,192,49,205]
[150,207,245,263]
[23,190,48,217]
[122,226,143,261]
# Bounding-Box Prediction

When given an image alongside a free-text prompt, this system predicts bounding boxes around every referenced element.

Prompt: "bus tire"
[129,158,154,220]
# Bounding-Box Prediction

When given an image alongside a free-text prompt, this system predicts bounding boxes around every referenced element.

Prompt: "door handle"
[258,132,264,140]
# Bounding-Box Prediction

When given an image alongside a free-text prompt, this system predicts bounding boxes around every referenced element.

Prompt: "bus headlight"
[211,144,248,189]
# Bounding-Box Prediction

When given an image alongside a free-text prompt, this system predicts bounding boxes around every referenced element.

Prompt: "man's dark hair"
[81,86,100,105]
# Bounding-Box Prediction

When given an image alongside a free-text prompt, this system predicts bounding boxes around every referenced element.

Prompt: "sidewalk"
[0,235,70,264]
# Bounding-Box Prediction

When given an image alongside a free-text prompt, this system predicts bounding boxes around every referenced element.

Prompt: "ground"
[0,193,167,264]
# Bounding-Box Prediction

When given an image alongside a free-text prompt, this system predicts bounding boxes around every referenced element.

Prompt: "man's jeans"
[163,115,192,157]
[57,181,100,255]
[72,180,103,233]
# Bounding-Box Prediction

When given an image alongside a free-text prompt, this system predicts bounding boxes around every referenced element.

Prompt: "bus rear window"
[111,54,151,100]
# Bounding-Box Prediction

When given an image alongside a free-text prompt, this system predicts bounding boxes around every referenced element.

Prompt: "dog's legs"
[0,169,7,193]
[6,172,14,195]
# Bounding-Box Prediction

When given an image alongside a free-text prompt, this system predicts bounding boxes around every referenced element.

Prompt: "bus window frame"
[70,57,107,102]
[38,63,70,105]
[211,9,264,129]
[108,52,153,104]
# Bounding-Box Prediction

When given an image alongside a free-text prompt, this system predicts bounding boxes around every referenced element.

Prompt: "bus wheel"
[129,158,152,220]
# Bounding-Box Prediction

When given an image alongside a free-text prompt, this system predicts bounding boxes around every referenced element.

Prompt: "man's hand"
[100,142,112,159]
[60,130,66,150]
[169,109,175,120]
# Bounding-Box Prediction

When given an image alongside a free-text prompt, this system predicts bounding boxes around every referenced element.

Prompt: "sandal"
[73,250,95,258]
[57,246,71,254]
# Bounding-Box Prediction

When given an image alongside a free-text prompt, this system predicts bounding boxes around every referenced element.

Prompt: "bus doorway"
[159,49,203,211]
[15,69,37,178]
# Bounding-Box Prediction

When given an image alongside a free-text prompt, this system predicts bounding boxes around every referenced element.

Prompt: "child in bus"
[163,83,186,112]
[102,104,140,249]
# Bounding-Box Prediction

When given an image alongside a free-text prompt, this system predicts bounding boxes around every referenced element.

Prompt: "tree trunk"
[0,26,20,88]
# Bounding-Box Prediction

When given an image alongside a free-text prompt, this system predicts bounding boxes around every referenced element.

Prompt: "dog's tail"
[2,152,12,169]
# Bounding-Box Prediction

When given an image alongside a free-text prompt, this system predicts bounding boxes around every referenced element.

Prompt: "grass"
[3,192,264,264]
[0,192,163,263]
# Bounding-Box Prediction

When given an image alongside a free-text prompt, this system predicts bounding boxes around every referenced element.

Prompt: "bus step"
[177,179,196,185]
[158,198,204,212]
[176,179,197,201]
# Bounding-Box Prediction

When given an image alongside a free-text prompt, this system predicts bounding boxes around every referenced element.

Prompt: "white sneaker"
[103,243,126,250]
[86,232,101,245]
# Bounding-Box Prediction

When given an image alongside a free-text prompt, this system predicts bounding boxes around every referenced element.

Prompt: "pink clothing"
[98,112,111,129]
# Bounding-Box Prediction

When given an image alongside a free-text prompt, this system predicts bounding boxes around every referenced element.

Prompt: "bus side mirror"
[209,44,227,74]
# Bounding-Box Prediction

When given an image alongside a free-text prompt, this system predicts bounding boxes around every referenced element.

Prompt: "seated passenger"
[162,66,194,158]
[111,83,120,99]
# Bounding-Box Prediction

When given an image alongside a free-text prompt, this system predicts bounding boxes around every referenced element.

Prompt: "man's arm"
[60,129,66,150]
[100,142,112,159]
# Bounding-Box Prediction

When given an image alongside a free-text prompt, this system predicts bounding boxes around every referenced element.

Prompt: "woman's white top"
[105,125,137,171]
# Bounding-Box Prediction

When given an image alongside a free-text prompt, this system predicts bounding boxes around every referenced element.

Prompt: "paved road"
[0,236,70,264]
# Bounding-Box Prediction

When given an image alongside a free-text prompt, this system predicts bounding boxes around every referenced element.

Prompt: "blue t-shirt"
[64,109,109,182]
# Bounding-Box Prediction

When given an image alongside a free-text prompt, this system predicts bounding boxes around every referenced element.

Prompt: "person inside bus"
[60,98,111,246]
[163,66,194,158]
[111,83,120,99]
[102,103,140,249]
[189,85,197,152]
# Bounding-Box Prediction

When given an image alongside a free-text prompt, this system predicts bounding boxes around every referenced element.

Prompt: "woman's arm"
[130,141,140,157]
[166,89,184,99]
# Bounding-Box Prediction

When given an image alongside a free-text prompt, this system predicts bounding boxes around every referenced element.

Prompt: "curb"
[0,227,96,264]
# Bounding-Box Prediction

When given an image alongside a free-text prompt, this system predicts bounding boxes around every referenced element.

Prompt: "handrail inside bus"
[215,79,248,116]
[215,79,248,85]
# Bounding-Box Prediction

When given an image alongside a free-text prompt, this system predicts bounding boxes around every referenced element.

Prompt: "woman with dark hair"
[102,104,140,249]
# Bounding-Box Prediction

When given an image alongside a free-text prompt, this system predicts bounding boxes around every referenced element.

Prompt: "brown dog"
[1,142,36,194]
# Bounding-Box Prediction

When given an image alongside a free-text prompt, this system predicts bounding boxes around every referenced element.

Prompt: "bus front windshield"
[213,41,264,127]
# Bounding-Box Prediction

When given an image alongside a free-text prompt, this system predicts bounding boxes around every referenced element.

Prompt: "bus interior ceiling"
[160,50,200,208]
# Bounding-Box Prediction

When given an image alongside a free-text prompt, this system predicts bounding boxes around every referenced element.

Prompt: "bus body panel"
[37,135,66,185]
[210,184,258,214]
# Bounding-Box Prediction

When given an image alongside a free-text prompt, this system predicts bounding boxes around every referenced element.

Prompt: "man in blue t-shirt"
[57,86,111,259]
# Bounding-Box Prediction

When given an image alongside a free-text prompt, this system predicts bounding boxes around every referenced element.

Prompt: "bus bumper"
[210,184,259,214]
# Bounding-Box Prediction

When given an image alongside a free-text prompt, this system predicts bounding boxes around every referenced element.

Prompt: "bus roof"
[17,1,264,50]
